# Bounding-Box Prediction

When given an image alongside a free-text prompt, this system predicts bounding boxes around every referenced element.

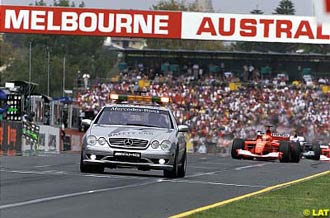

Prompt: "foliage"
[273,0,295,15]
[250,9,263,15]
[151,0,193,11]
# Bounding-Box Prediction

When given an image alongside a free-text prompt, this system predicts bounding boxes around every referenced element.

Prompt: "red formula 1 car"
[231,126,301,162]
[320,144,330,161]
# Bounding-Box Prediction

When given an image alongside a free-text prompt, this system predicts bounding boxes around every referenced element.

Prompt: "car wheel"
[279,141,290,162]
[231,138,244,159]
[177,151,187,178]
[80,153,104,173]
[312,144,321,160]
[290,142,301,163]
[163,148,179,178]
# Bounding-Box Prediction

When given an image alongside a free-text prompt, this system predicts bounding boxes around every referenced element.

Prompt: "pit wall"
[0,121,84,156]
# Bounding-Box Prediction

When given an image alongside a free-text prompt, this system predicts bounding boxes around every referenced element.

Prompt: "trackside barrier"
[62,129,84,152]
[0,120,23,156]
[22,125,60,155]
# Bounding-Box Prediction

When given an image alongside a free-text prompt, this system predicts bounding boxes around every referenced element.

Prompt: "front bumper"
[83,159,173,170]
[82,145,175,170]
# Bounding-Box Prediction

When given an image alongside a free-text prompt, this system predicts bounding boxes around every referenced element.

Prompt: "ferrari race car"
[231,126,301,162]
[320,144,330,161]
[289,135,321,160]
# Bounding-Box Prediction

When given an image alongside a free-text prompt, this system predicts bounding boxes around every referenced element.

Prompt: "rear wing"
[271,133,290,141]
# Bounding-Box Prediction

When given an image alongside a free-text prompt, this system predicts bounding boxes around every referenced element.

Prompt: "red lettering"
[1,5,180,38]
[218,18,235,36]
[196,17,216,36]
[325,0,330,13]
[260,19,274,38]
[240,19,257,37]
[276,20,292,38]
[294,21,314,39]
[317,25,330,39]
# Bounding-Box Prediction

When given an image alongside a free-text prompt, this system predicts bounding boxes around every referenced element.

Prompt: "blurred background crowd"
[76,63,330,154]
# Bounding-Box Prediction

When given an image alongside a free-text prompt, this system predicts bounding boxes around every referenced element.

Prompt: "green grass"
[187,173,330,218]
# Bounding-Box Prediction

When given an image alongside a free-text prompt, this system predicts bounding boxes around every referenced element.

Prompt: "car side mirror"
[178,125,189,132]
[81,119,92,131]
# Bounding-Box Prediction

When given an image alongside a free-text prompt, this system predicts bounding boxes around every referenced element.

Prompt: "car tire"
[164,148,179,178]
[177,151,187,178]
[290,142,301,163]
[231,138,244,159]
[279,141,290,162]
[312,144,321,160]
[80,153,104,174]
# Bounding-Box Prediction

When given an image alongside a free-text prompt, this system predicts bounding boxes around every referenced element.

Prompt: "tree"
[147,0,225,51]
[250,5,264,14]
[151,0,192,11]
[273,0,295,15]
[34,0,46,6]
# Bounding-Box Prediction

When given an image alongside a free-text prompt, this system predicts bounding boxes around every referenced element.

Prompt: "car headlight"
[98,137,107,146]
[151,140,160,149]
[87,135,97,146]
[160,140,172,151]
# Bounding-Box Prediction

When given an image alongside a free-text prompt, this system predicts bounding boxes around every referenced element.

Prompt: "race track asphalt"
[0,153,329,218]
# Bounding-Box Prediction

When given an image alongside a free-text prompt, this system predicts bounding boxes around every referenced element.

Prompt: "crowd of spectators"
[77,63,330,154]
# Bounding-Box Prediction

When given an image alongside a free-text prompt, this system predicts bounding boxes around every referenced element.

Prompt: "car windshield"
[95,106,173,129]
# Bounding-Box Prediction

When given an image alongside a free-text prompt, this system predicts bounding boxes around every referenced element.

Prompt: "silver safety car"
[80,95,189,178]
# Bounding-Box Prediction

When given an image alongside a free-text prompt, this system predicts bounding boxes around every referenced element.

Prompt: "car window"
[95,107,173,129]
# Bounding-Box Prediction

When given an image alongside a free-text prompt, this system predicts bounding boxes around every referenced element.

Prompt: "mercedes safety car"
[231,126,301,162]
[80,94,189,178]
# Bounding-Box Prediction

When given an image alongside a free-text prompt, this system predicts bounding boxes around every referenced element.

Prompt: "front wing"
[320,155,330,161]
[237,149,280,159]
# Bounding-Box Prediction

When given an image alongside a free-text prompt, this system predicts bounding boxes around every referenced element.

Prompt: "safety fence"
[0,121,84,156]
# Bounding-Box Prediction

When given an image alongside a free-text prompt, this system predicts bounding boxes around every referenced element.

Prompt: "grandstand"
[119,48,330,80]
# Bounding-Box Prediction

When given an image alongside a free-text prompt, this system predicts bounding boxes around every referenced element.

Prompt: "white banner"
[181,12,330,44]
[313,0,330,23]
[2,5,330,44]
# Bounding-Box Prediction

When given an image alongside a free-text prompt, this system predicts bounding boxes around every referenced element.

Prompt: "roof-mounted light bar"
[109,94,170,104]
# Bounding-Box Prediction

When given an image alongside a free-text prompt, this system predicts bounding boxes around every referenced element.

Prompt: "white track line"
[0,169,146,179]
[234,163,270,170]
[0,180,160,210]
[166,179,266,188]
[186,163,271,179]
[33,165,51,168]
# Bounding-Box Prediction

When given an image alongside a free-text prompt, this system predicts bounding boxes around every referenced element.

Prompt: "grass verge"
[186,173,330,218]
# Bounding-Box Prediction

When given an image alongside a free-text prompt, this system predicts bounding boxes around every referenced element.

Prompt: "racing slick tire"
[312,144,321,160]
[290,142,301,163]
[80,153,104,174]
[177,151,187,178]
[279,141,290,163]
[231,138,245,159]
